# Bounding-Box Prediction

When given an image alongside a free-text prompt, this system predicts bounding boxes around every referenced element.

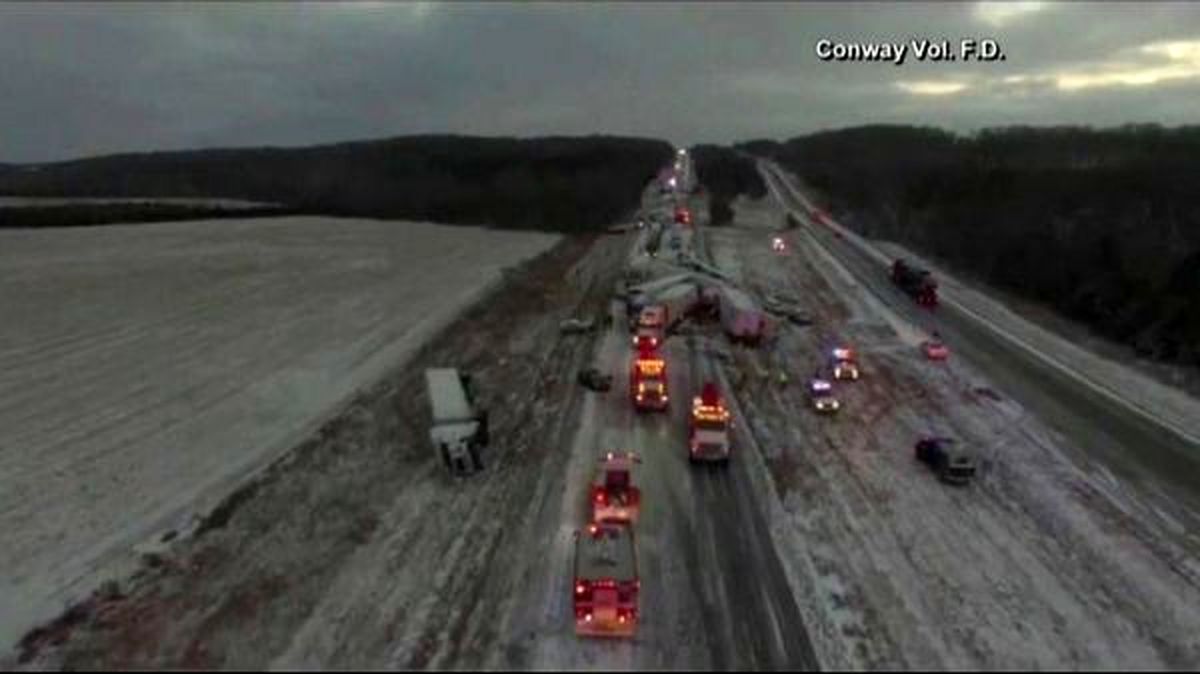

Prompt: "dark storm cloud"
[1,1,1198,162]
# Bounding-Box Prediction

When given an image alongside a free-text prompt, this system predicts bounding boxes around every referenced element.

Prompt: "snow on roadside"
[721,191,1200,669]
[764,161,1200,446]
[876,240,1200,445]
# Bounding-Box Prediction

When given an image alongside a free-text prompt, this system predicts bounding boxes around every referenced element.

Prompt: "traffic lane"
[679,343,819,670]
[626,313,816,668]
[609,328,714,668]
[804,222,1200,521]
[694,225,820,668]
[634,332,741,669]
[703,348,822,670]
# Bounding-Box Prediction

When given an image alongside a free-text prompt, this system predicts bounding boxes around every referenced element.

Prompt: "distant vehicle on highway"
[591,452,641,524]
[638,304,667,331]
[632,305,667,348]
[892,258,939,307]
[689,382,732,463]
[808,376,840,413]
[921,334,950,360]
[574,522,639,638]
[830,346,860,381]
[914,437,976,485]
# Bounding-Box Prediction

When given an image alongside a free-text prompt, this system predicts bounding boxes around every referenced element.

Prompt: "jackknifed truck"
[425,368,489,476]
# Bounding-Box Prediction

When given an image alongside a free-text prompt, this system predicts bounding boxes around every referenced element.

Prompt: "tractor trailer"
[891,259,938,307]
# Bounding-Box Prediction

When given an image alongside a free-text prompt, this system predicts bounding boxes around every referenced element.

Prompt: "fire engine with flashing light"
[573,522,639,638]
[689,382,732,463]
[630,348,669,412]
[590,451,642,523]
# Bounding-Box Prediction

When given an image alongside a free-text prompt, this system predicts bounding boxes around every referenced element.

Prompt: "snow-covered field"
[0,216,558,648]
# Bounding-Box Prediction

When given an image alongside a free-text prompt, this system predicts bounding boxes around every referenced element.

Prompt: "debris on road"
[559,317,597,335]
[578,367,613,392]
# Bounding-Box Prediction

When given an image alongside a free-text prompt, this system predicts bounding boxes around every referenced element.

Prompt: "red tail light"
[593,489,607,505]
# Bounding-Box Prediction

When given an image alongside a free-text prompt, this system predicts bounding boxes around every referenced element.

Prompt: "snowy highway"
[761,161,1200,529]
[748,163,1200,667]
[514,179,818,670]
[8,156,1200,670]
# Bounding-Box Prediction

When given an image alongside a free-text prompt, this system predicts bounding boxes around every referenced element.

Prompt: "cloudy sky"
[2,1,1199,162]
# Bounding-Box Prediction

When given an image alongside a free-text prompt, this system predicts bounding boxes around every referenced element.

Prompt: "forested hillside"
[0,135,673,232]
[741,125,1200,365]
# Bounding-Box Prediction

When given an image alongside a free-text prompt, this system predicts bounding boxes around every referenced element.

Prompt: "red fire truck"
[689,382,732,463]
[573,522,639,638]
[590,452,642,524]
[631,348,669,412]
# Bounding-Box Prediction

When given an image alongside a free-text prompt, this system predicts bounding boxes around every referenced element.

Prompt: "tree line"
[0,135,674,233]
[689,144,767,226]
[0,203,298,229]
[739,124,1200,366]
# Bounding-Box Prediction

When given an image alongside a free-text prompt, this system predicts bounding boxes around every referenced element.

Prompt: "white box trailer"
[628,272,695,298]
[425,368,489,476]
[717,284,770,344]
[626,272,694,324]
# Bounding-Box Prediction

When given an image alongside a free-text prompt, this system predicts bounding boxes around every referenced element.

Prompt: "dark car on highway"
[914,436,976,485]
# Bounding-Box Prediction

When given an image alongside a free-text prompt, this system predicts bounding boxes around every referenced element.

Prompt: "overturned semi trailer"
[715,284,772,345]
